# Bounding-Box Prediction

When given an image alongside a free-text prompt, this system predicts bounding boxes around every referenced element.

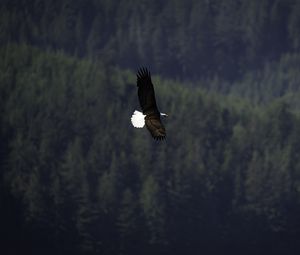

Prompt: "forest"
[1,0,300,254]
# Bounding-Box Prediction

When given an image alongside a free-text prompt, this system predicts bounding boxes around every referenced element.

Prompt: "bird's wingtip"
[137,67,150,78]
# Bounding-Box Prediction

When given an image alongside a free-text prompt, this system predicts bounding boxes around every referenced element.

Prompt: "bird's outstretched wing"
[137,67,159,115]
[136,67,166,140]
[145,113,166,140]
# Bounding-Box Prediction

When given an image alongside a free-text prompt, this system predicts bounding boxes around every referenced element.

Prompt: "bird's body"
[131,68,167,140]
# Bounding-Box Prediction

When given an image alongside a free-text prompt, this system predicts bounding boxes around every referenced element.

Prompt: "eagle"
[131,67,168,140]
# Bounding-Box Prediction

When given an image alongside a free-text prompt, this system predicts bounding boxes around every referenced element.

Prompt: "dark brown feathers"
[136,67,166,140]
[145,113,166,140]
[137,67,159,116]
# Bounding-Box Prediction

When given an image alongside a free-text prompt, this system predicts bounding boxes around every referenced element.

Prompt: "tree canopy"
[0,44,300,254]
[1,1,300,254]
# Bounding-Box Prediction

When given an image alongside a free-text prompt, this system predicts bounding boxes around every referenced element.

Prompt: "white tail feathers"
[131,110,145,128]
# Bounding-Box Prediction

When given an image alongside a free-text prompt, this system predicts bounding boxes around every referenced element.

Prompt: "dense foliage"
[1,0,300,106]
[1,0,300,254]
[1,0,300,81]
[1,44,300,254]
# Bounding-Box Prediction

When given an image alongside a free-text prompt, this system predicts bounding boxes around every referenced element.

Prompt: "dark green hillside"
[1,1,300,254]
[1,0,300,107]
[1,0,300,81]
[1,44,300,254]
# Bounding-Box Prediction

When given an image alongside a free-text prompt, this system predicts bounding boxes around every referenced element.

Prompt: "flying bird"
[131,67,168,140]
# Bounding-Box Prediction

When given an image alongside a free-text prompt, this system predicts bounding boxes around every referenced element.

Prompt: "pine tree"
[140,174,167,249]
[117,188,141,254]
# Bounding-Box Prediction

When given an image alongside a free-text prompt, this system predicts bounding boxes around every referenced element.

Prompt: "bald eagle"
[131,67,167,140]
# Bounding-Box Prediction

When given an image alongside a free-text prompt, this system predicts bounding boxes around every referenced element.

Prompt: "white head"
[131,110,146,128]
[131,110,168,129]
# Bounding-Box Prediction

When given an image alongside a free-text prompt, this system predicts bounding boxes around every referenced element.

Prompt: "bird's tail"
[131,110,145,128]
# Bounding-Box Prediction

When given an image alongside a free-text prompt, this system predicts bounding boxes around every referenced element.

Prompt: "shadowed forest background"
[1,0,300,254]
